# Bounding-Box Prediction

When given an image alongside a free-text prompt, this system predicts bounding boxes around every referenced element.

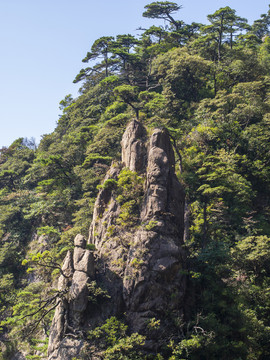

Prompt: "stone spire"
[48,120,186,359]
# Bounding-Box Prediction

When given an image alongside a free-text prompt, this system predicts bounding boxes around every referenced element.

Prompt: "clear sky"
[0,0,269,148]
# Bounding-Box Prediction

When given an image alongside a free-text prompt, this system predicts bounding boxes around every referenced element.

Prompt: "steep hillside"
[1,2,270,359]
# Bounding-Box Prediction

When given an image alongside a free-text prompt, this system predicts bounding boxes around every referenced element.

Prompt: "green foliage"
[145,220,158,231]
[2,2,270,359]
[152,48,213,123]
[82,153,112,168]
[104,333,146,360]
[169,334,207,359]
[87,281,111,304]
[87,317,145,359]
[86,243,96,251]
[115,169,144,227]
[114,85,140,119]
[143,2,182,30]
[130,257,144,269]
[250,6,270,39]
[97,178,118,191]
[203,7,249,61]
[21,249,67,284]
[1,282,57,340]
[147,317,161,331]
[232,236,270,280]
[37,226,60,238]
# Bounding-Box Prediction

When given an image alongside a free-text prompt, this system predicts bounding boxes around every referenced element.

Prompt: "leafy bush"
[87,317,145,359]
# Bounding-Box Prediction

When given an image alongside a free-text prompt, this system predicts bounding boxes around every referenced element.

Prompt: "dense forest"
[1,2,270,359]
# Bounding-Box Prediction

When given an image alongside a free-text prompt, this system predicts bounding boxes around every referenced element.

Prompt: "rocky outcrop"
[121,119,147,172]
[88,120,186,346]
[47,235,94,360]
[123,126,185,336]
[11,352,26,360]
[48,119,186,358]
[141,127,184,227]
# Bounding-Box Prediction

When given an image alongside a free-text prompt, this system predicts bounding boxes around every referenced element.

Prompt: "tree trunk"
[218,14,224,62]
[184,200,190,242]
[214,70,217,96]
[202,201,207,248]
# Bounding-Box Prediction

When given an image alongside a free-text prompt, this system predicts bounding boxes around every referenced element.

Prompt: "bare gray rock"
[48,120,186,358]
[48,235,95,360]
[141,128,184,225]
[122,128,185,335]
[73,247,94,276]
[48,337,83,360]
[74,234,86,248]
[88,165,121,255]
[11,352,27,360]
[88,121,186,343]
[70,271,89,315]
[121,119,147,173]
[47,302,67,356]
[58,250,73,291]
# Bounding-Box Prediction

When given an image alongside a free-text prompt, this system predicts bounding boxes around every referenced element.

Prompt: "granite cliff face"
[48,120,186,359]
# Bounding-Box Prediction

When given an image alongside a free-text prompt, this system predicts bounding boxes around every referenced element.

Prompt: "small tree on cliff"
[113,85,141,120]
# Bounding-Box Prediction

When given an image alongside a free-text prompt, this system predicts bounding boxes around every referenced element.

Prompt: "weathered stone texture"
[121,119,147,173]
[48,235,94,360]
[57,250,73,291]
[48,119,186,358]
[89,120,186,338]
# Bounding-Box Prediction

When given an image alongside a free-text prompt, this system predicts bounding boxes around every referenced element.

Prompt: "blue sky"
[0,0,269,148]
